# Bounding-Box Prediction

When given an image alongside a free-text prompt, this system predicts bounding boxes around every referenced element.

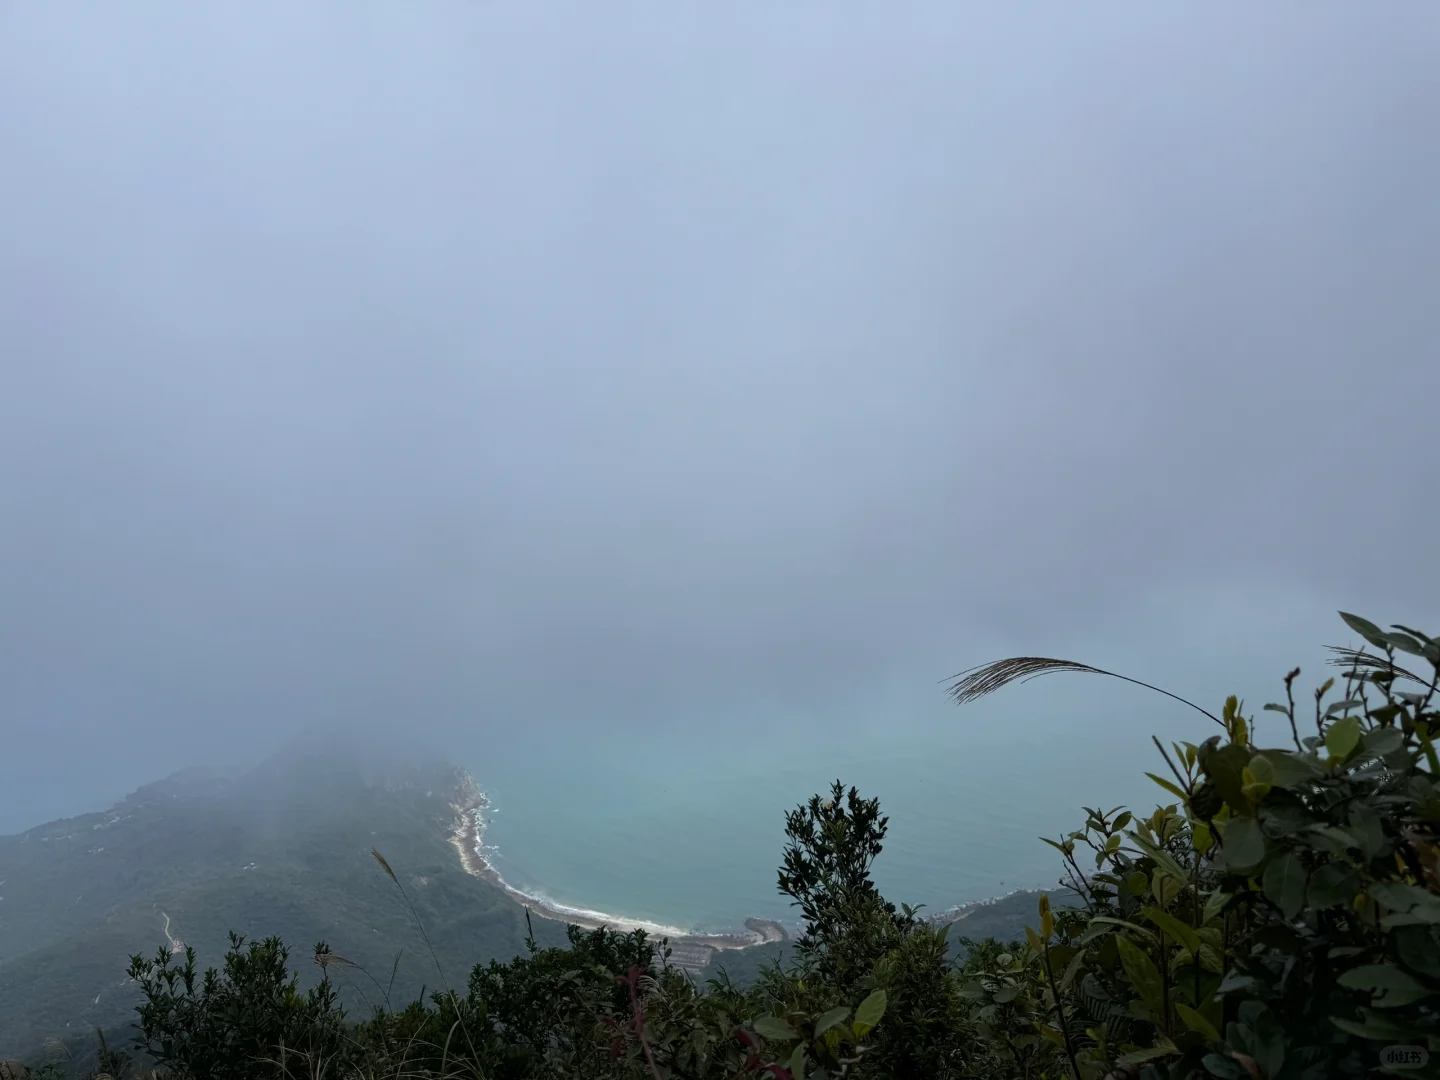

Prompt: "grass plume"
[945,656,1224,727]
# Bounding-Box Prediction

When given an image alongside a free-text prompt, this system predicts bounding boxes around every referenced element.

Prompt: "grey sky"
[2,4,1437,832]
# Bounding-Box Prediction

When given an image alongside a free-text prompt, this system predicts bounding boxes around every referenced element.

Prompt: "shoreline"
[445,774,786,965]
[443,770,1059,967]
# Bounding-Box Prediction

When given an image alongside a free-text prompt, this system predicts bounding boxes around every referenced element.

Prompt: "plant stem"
[1040,939,1081,1080]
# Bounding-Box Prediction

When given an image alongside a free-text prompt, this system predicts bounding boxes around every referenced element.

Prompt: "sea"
[459,586,1361,937]
[466,689,1207,936]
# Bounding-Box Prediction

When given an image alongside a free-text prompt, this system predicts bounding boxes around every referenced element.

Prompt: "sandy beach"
[445,773,785,967]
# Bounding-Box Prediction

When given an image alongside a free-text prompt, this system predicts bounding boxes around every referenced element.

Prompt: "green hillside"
[0,752,571,1060]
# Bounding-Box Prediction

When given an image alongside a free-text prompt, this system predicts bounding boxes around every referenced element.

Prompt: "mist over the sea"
[460,581,1391,933]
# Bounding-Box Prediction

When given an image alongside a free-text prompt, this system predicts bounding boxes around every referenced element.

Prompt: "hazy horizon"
[3,4,1438,838]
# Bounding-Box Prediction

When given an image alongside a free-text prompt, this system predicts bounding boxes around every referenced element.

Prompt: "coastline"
[443,770,1057,969]
[446,773,786,969]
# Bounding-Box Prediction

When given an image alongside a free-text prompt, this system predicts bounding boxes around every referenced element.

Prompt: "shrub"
[949,611,1440,1079]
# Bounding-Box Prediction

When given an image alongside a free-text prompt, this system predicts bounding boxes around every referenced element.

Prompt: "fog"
[2,4,1437,833]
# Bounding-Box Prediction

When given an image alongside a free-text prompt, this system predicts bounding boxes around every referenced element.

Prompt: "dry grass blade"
[1326,646,1429,687]
[946,657,1110,706]
[368,846,487,1071]
[946,656,1224,727]
[371,848,398,883]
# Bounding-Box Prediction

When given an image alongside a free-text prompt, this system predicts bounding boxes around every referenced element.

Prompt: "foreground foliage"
[15,612,1439,1079]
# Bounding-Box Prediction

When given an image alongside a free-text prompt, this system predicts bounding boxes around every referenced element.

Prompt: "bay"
[471,713,1180,935]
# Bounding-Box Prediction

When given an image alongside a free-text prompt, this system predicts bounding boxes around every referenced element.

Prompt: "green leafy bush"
[948,611,1440,1079]
[126,935,348,1080]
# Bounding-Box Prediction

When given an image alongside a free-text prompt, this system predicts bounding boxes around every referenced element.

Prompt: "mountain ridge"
[0,753,571,1060]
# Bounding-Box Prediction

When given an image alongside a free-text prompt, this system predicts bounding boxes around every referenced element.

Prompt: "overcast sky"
[2,3,1437,833]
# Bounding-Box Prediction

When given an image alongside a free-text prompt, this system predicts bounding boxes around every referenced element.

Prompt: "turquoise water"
[469,693,1200,934]
[460,586,1369,935]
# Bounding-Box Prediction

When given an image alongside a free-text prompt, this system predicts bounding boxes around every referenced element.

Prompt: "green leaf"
[1392,623,1436,645]
[754,1015,799,1041]
[1361,725,1405,758]
[1115,935,1165,1018]
[1088,916,1159,943]
[1152,872,1181,909]
[813,1006,850,1036]
[1382,630,1427,656]
[1176,1002,1221,1043]
[1251,749,1322,790]
[1147,772,1188,801]
[1307,862,1361,910]
[1330,1008,1426,1041]
[1336,964,1433,1007]
[1369,880,1439,917]
[1326,715,1363,761]
[1218,816,1267,874]
[1116,1039,1179,1068]
[1217,971,1259,995]
[1059,944,1087,993]
[1261,850,1308,920]
[1339,612,1394,651]
[1247,753,1276,785]
[787,1043,807,1080]
[1191,820,1215,855]
[853,988,886,1032]
[1142,906,1202,956]
[1128,831,1190,886]
[1035,1022,1066,1048]
[1347,803,1387,860]
[1306,823,1360,857]
[1201,1052,1254,1080]
[1202,889,1232,925]
[1247,1009,1287,1079]
[1198,741,1254,813]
